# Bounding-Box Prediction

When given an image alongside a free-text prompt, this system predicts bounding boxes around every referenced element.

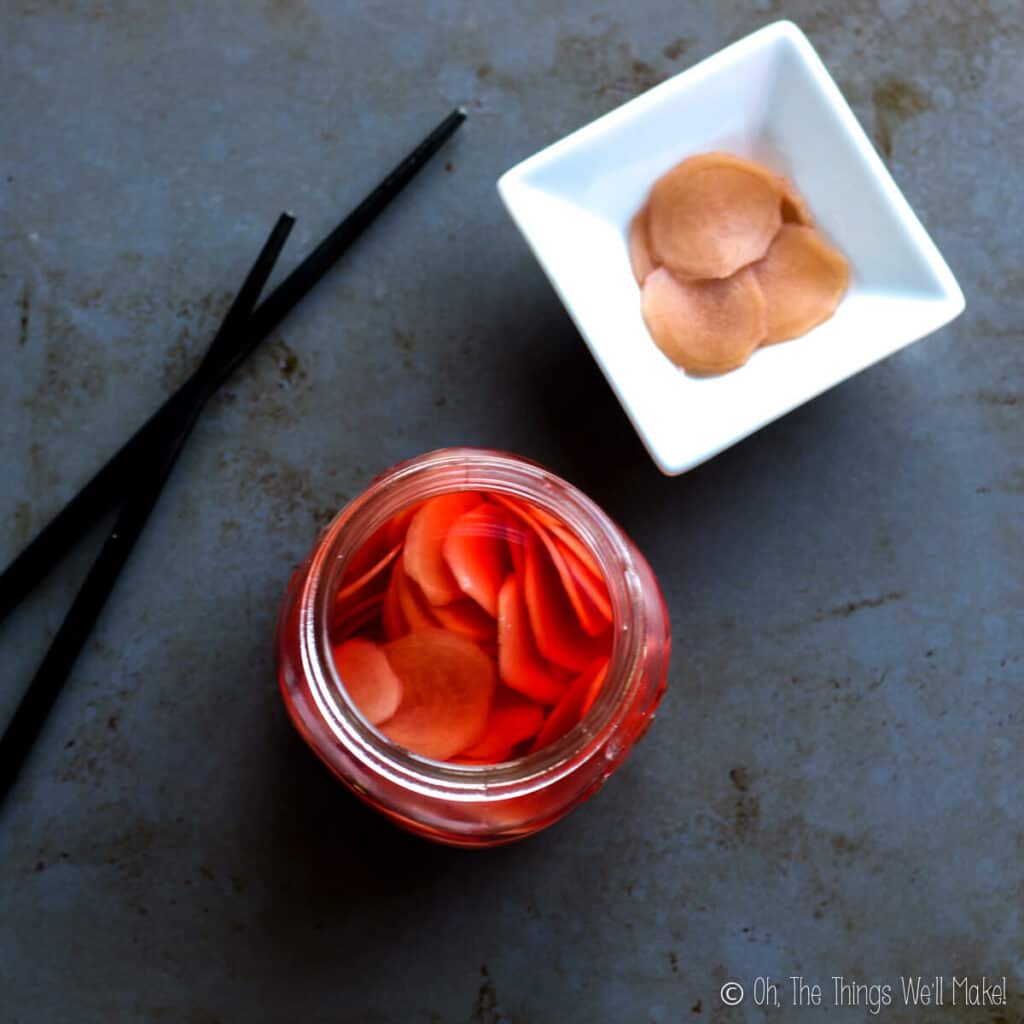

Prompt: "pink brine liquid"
[328,489,615,764]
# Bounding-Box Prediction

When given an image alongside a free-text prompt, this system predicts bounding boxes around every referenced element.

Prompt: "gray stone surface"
[1,1,1021,1021]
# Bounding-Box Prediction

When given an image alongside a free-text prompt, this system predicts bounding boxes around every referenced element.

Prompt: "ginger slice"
[456,688,546,762]
[382,559,409,639]
[628,205,657,285]
[333,592,385,641]
[641,266,767,375]
[529,657,609,753]
[497,575,567,705]
[332,637,403,726]
[647,152,783,279]
[521,532,608,673]
[403,492,482,605]
[753,224,850,345]
[394,560,441,632]
[379,628,496,761]
[442,502,513,617]
[523,503,603,581]
[579,657,611,719]
[336,542,401,605]
[432,597,497,644]
[490,494,611,637]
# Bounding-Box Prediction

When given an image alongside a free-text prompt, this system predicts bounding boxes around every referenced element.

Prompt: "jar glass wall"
[276,448,671,847]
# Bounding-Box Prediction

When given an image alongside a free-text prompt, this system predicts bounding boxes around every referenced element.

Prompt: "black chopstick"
[0,107,467,625]
[0,214,296,811]
[195,213,296,377]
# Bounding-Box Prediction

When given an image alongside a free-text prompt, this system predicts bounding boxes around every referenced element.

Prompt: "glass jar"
[275,448,671,847]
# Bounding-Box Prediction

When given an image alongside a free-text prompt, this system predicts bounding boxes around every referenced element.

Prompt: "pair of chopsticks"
[0,108,467,812]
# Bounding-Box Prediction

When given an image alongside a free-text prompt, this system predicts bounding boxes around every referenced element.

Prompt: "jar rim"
[299,448,650,801]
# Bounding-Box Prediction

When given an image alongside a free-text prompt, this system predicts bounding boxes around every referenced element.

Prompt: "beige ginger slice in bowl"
[754,224,850,345]
[641,265,767,375]
[646,152,783,280]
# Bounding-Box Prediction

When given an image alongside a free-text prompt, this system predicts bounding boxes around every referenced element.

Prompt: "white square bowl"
[497,20,965,476]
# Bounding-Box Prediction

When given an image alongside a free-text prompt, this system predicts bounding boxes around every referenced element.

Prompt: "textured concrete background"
[1,1,1021,1021]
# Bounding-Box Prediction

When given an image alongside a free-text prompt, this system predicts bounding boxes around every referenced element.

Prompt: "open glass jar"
[276,448,670,847]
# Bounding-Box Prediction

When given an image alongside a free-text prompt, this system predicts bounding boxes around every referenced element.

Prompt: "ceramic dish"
[497,20,965,475]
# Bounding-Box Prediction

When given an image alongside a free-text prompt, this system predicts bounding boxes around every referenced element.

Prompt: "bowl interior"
[499,22,964,475]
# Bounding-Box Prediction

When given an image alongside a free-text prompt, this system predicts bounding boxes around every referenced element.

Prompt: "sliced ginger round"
[403,492,482,606]
[647,152,783,279]
[628,205,656,285]
[641,266,767,375]
[442,502,512,617]
[379,628,495,760]
[754,224,850,345]
[528,657,608,753]
[497,574,567,705]
[332,637,403,726]
[457,689,546,762]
